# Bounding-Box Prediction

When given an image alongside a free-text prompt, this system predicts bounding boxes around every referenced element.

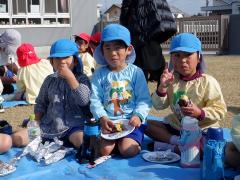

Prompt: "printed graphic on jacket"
[107,80,132,116]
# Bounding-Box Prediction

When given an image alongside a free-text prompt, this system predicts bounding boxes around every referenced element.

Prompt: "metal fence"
[96,15,229,52]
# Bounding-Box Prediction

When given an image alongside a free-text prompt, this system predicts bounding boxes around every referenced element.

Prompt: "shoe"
[0,120,13,135]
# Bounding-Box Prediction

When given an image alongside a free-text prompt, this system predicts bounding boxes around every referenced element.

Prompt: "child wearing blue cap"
[90,24,152,157]
[146,33,227,152]
[15,39,92,148]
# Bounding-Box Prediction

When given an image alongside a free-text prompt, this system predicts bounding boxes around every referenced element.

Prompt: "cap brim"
[170,47,198,53]
[48,52,77,59]
[93,45,136,65]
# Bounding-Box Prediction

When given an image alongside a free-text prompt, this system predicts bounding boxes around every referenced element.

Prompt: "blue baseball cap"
[170,33,202,54]
[93,24,136,65]
[48,39,83,73]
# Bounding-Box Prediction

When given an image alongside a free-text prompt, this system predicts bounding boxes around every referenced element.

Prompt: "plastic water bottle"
[179,116,201,168]
[201,127,225,180]
[27,114,40,142]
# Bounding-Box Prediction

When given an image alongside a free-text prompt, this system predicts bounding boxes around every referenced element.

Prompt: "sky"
[97,0,209,15]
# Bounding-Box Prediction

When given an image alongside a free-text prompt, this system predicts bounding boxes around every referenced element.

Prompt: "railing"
[162,16,225,51]
[96,15,229,52]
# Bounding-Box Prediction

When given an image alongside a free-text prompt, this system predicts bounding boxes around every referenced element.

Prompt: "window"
[12,0,27,14]
[28,0,40,13]
[58,18,69,24]
[0,18,9,25]
[28,18,41,24]
[58,0,68,13]
[44,0,69,13]
[12,18,26,25]
[0,0,71,27]
[45,0,56,13]
[0,0,8,13]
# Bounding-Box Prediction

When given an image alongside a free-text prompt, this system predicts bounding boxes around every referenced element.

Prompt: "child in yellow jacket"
[146,33,227,152]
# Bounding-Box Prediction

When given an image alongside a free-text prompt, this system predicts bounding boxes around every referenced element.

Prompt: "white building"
[0,0,98,47]
[201,0,240,15]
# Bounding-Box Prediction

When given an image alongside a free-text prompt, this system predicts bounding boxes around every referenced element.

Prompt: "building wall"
[0,0,97,47]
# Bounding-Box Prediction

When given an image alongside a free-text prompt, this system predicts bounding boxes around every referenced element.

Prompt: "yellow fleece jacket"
[152,73,227,130]
[16,59,53,104]
[80,52,96,78]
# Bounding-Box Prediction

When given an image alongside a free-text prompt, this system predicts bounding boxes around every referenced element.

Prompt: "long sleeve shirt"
[80,52,96,78]
[34,73,91,139]
[90,63,152,123]
[152,73,227,130]
[16,59,53,104]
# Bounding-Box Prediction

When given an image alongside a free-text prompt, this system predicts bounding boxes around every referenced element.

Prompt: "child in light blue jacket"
[90,24,152,157]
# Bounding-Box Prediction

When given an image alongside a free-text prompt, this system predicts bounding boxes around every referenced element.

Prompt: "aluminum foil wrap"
[0,137,73,176]
[0,161,16,176]
[29,137,72,165]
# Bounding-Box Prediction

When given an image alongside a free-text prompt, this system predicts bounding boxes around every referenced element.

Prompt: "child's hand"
[57,64,75,80]
[160,62,174,88]
[129,115,141,128]
[11,74,17,82]
[100,116,114,134]
[181,103,202,118]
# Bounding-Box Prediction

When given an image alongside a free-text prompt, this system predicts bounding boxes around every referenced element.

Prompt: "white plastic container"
[180,116,201,168]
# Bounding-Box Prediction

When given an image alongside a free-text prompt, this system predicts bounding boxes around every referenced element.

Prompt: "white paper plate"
[101,119,135,140]
[142,151,180,164]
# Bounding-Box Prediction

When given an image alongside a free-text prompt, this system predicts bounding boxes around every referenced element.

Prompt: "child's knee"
[0,134,12,153]
[100,147,112,156]
[11,129,29,147]
[119,144,140,157]
[69,131,83,148]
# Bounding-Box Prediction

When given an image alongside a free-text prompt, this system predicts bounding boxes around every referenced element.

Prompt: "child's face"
[75,38,88,53]
[171,52,199,77]
[51,56,75,71]
[102,41,132,71]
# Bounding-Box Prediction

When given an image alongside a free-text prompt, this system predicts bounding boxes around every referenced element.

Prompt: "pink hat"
[90,32,101,44]
[17,43,41,67]
[75,33,91,43]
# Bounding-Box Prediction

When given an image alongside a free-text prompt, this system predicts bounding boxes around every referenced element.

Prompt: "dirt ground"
[1,55,240,132]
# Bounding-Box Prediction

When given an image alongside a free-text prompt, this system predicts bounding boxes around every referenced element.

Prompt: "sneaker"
[0,104,4,113]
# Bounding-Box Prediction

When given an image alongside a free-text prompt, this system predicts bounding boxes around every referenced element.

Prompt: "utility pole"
[206,0,209,16]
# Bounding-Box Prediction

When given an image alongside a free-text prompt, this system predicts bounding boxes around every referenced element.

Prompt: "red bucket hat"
[90,32,101,44]
[75,33,91,43]
[17,43,41,67]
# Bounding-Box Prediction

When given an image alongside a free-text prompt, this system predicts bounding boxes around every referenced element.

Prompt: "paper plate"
[142,151,180,164]
[101,119,135,140]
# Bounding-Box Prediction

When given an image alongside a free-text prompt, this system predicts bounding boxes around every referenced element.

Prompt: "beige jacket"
[152,73,227,130]
[17,59,53,104]
[80,52,96,78]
